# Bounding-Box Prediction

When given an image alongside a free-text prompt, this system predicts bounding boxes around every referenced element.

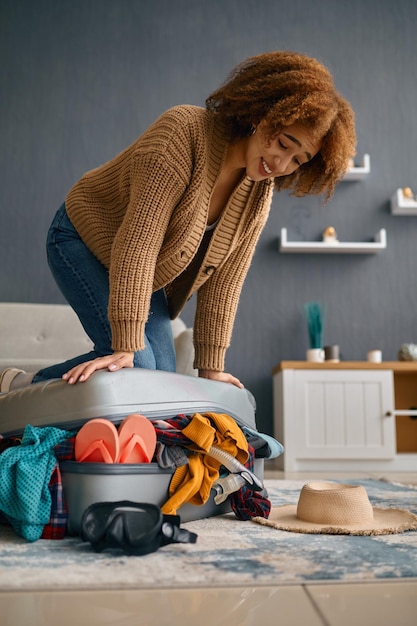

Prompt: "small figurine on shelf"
[347,157,355,169]
[402,187,415,200]
[398,343,417,361]
[322,226,339,244]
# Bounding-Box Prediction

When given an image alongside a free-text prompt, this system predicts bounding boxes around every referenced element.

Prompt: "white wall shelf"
[343,154,371,181]
[279,227,387,254]
[390,188,417,215]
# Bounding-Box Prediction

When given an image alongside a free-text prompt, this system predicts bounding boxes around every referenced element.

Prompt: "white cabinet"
[272,363,417,472]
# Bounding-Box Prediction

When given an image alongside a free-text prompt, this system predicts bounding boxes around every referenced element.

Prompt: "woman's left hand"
[198,369,244,389]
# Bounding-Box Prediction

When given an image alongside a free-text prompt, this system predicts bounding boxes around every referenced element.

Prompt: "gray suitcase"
[0,369,264,533]
[0,369,257,434]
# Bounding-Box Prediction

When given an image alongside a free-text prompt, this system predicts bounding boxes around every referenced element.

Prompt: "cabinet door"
[293,370,396,460]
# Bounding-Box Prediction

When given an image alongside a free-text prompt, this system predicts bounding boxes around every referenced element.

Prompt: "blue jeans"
[32,203,176,383]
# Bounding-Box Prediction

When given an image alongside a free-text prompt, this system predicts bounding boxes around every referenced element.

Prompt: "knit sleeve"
[193,201,270,371]
[108,153,187,352]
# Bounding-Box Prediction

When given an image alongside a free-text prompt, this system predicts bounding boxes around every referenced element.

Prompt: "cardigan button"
[204,265,216,276]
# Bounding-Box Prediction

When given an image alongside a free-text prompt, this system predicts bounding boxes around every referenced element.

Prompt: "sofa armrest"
[174,328,197,377]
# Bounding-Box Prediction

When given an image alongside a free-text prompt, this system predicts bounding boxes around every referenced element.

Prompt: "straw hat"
[253,481,417,535]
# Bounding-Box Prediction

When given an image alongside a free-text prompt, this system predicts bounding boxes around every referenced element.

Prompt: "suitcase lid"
[0,369,257,436]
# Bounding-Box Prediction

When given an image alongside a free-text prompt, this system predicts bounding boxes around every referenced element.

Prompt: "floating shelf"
[279,227,387,254]
[343,154,371,181]
[390,188,417,215]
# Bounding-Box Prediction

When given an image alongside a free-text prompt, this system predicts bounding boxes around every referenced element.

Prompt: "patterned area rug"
[1,478,416,590]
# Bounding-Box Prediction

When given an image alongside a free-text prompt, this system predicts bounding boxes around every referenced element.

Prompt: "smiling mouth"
[262,158,273,175]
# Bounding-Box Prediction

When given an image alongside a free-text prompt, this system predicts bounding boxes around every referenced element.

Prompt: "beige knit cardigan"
[66,105,274,371]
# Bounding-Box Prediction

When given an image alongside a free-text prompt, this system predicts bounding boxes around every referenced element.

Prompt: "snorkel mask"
[81,501,198,556]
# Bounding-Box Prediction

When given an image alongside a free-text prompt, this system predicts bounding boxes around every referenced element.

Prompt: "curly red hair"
[206,51,356,200]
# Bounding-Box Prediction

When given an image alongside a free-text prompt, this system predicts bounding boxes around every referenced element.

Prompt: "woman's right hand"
[62,351,135,384]
[198,368,244,389]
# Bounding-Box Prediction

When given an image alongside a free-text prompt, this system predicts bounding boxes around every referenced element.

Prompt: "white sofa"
[0,302,197,378]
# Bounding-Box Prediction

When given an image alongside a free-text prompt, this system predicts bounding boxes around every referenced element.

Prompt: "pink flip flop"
[75,419,120,463]
[117,414,157,464]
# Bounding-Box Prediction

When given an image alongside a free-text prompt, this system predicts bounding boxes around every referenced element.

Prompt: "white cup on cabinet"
[306,348,325,363]
[367,349,382,363]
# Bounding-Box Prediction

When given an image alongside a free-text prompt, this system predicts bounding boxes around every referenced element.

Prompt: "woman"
[1,51,356,393]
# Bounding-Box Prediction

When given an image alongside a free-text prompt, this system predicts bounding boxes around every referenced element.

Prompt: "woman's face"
[243,122,321,180]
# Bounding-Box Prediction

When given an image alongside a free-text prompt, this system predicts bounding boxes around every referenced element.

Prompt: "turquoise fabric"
[0,425,74,541]
[241,426,284,459]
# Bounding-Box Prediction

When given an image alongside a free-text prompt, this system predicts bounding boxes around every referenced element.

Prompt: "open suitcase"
[0,369,266,534]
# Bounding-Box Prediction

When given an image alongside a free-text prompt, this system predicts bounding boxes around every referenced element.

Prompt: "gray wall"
[1,0,417,435]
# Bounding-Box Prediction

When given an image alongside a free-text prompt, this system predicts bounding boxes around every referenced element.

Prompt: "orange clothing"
[161,412,248,515]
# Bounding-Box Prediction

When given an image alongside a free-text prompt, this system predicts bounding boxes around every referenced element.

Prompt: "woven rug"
[0,478,416,591]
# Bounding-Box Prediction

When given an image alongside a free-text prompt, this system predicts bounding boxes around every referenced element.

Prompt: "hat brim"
[253,504,417,535]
